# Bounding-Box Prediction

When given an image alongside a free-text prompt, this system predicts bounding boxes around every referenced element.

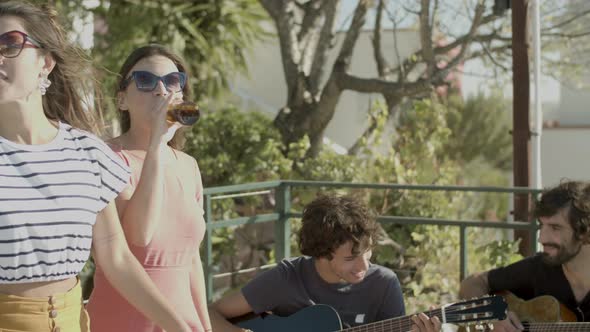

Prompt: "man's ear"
[117,91,129,111]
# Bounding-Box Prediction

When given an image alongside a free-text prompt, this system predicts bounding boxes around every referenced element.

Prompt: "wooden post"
[512,0,533,256]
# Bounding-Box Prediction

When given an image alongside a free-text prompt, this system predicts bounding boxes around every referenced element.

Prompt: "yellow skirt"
[0,279,90,332]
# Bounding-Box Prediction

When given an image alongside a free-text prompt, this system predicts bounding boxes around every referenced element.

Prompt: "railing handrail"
[203,179,544,195]
[202,180,541,302]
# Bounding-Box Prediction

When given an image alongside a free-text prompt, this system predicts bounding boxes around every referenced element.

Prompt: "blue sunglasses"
[121,71,186,92]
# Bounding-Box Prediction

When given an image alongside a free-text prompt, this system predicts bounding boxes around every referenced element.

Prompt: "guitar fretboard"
[341,308,443,332]
[523,322,590,332]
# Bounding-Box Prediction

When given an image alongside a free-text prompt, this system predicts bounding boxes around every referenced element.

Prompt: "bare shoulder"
[174,149,199,169]
[105,136,124,150]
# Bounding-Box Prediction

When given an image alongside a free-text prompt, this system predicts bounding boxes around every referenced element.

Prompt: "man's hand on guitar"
[410,312,442,332]
[491,311,524,332]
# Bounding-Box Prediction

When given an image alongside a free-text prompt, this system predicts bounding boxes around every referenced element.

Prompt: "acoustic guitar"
[236,295,507,332]
[500,291,589,331]
[461,292,589,331]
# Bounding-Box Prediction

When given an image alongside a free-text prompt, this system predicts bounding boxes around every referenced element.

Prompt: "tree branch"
[542,31,590,39]
[298,1,323,78]
[338,0,485,97]
[338,72,432,96]
[309,0,339,95]
[383,5,408,81]
[481,42,510,71]
[391,9,498,82]
[332,0,370,72]
[258,0,281,20]
[434,29,511,55]
[426,0,486,85]
[348,94,401,156]
[372,0,390,77]
[465,44,512,64]
[431,0,439,30]
[420,0,434,76]
[542,8,590,33]
[259,0,302,103]
[314,0,370,121]
[297,0,323,42]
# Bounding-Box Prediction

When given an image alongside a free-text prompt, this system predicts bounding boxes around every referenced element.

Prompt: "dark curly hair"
[299,195,379,259]
[535,180,590,242]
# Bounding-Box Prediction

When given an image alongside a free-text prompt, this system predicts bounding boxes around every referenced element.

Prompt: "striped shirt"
[0,122,130,283]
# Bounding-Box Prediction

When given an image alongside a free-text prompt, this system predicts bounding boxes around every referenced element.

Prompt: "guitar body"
[236,296,506,332]
[500,291,578,322]
[459,292,582,332]
[236,304,343,332]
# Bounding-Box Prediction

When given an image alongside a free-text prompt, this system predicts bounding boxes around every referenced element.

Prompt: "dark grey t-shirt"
[241,256,405,328]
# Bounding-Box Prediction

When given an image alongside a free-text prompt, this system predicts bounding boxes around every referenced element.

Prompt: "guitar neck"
[341,308,442,332]
[524,322,590,332]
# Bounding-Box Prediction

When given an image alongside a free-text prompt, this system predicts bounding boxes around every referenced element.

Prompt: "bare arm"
[209,291,254,332]
[459,272,491,299]
[115,92,178,246]
[190,254,212,331]
[189,158,211,330]
[115,141,168,246]
[92,201,190,332]
[459,272,523,332]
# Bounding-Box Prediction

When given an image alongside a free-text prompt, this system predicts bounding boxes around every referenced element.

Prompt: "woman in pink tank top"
[86,45,211,332]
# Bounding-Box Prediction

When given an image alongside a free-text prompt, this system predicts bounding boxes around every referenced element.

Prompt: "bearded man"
[459,180,590,331]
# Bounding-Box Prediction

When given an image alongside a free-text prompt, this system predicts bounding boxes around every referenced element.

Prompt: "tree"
[258,0,590,157]
[184,99,520,306]
[91,0,269,104]
[444,93,512,172]
[30,0,269,126]
[184,106,293,187]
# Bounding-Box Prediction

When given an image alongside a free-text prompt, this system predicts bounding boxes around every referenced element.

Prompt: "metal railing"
[202,180,541,301]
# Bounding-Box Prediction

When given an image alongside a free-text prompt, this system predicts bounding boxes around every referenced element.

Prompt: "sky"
[338,0,562,104]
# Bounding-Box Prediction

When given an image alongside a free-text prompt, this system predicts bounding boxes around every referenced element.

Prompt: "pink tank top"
[87,146,206,332]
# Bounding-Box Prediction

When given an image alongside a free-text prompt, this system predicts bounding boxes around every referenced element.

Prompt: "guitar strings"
[523,322,590,332]
[338,313,590,332]
[338,306,504,332]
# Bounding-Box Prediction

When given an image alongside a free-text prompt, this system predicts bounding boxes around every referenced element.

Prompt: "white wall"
[541,128,590,186]
[555,73,590,126]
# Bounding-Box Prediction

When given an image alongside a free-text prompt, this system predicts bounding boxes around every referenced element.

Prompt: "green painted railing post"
[204,194,214,302]
[530,220,539,255]
[274,183,291,261]
[460,225,467,281]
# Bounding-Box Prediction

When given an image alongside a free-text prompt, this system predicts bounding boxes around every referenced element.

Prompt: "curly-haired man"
[210,195,441,331]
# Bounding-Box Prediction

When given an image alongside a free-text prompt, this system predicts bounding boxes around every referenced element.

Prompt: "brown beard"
[541,242,582,266]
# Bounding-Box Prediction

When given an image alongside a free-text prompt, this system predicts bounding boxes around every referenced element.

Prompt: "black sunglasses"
[121,71,186,92]
[0,30,42,58]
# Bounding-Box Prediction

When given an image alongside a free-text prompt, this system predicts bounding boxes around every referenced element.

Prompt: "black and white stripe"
[0,123,130,283]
